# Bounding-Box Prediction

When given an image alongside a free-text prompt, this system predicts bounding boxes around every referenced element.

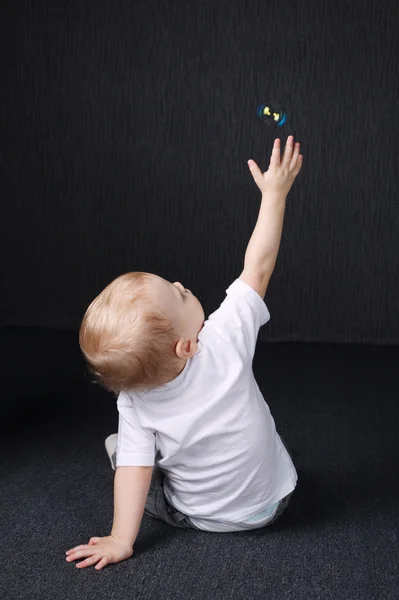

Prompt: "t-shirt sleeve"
[115,392,156,467]
[204,278,271,361]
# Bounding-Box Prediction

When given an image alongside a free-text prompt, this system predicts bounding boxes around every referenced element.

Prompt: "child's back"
[116,277,297,531]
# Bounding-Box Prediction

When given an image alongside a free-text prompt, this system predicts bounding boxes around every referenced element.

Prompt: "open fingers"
[66,546,97,563]
[66,544,92,555]
[76,553,104,569]
[269,138,281,167]
[95,557,110,571]
[281,136,294,167]
[290,142,301,170]
[66,547,110,570]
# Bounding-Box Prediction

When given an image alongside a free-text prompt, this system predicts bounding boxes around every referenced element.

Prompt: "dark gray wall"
[2,0,398,344]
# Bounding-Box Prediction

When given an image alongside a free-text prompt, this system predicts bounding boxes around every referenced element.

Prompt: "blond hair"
[79,272,181,396]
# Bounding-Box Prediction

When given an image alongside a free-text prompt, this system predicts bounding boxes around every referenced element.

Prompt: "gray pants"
[144,466,199,528]
[144,435,295,530]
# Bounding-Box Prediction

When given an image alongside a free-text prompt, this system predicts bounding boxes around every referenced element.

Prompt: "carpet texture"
[1,332,398,600]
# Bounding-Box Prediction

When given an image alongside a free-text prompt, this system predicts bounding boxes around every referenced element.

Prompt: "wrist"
[261,191,287,205]
[110,530,135,549]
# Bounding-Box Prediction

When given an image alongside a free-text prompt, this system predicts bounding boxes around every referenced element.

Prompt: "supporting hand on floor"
[65,534,133,570]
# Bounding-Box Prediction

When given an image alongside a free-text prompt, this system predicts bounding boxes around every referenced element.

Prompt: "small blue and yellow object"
[257,101,287,127]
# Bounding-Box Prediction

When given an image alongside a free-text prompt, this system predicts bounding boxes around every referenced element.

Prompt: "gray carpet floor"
[1,330,398,600]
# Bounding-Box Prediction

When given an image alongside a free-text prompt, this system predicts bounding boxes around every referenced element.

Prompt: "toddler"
[66,136,303,570]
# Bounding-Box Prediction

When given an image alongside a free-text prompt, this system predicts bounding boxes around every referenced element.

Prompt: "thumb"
[247,160,264,189]
[89,537,101,545]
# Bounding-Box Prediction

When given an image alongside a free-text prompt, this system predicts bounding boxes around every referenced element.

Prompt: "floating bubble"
[257,101,287,127]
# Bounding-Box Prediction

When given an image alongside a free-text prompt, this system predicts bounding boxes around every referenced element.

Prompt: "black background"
[2,0,398,344]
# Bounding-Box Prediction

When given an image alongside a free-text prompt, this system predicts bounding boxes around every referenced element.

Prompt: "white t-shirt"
[116,278,298,532]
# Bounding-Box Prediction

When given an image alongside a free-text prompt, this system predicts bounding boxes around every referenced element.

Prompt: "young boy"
[66,136,303,570]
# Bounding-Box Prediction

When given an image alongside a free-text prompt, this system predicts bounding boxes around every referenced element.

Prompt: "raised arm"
[240,136,303,299]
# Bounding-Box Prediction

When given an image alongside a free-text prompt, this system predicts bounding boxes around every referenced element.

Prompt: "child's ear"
[187,339,199,358]
[175,339,188,359]
[175,339,197,359]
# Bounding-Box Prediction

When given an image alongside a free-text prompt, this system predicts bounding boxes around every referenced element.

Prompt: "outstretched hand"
[66,534,133,570]
[248,136,303,197]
